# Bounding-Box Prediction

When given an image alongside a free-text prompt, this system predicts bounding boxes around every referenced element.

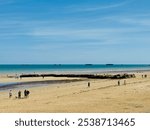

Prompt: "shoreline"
[0,72,136,91]
[0,69,150,77]
[0,78,84,91]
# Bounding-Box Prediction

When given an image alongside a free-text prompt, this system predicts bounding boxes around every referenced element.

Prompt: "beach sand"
[0,72,150,113]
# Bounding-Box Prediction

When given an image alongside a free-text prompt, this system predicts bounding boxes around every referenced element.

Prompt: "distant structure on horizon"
[85,64,93,66]
[106,64,114,66]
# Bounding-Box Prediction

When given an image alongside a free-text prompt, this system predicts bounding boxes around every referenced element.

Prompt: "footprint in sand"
[129,103,143,108]
[123,107,129,110]
[105,97,111,100]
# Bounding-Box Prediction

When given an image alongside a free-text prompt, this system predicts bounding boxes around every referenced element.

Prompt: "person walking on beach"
[24,90,30,98]
[18,91,21,99]
[9,90,12,98]
[124,80,126,85]
[118,80,120,86]
[24,90,27,98]
[26,90,30,98]
[88,82,90,88]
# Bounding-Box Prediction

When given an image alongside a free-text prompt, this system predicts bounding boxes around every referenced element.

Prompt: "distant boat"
[85,64,93,66]
[53,64,62,66]
[106,64,114,66]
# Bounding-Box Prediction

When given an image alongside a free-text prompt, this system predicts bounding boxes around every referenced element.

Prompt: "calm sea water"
[0,64,150,74]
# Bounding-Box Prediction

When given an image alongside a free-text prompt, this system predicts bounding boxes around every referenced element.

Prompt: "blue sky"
[0,0,150,64]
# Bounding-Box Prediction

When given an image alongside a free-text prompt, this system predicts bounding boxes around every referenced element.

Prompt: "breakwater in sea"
[19,73,136,79]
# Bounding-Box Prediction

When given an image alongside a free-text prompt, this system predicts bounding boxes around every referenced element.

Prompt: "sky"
[0,0,150,64]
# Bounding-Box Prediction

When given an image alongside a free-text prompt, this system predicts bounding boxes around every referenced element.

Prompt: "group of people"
[142,74,147,78]
[87,80,127,88]
[118,80,126,86]
[9,89,30,99]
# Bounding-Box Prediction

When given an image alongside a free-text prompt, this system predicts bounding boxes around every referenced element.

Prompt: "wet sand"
[0,72,150,113]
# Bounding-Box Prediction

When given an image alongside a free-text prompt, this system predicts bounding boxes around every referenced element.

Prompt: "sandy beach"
[0,72,150,113]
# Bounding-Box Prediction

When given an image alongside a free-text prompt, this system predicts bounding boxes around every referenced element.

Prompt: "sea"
[0,64,150,75]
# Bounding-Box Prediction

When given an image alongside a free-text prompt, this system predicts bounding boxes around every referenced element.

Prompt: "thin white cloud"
[30,27,150,37]
[67,0,135,12]
[119,18,150,26]
[104,15,150,26]
[27,27,150,50]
